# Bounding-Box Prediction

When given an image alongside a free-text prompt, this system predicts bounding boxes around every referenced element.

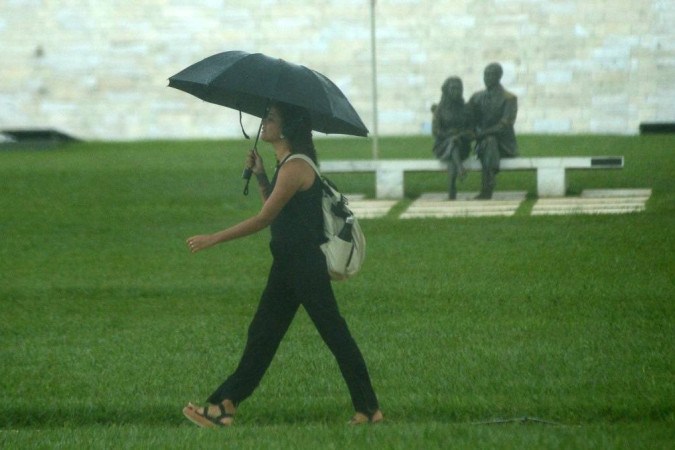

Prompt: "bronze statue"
[431,76,474,200]
[468,63,518,199]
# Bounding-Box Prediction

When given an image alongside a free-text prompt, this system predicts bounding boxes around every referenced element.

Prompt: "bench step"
[402,191,527,218]
[347,199,398,219]
[341,189,650,219]
[532,189,650,215]
[401,205,521,218]
[581,188,652,198]
[419,191,528,201]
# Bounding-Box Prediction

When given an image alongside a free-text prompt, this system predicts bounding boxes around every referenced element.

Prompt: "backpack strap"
[286,153,321,176]
[286,154,351,216]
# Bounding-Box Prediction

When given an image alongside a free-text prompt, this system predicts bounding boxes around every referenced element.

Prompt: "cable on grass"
[473,416,565,426]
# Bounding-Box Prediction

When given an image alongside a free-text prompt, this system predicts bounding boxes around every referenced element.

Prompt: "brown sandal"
[349,410,383,425]
[183,402,234,428]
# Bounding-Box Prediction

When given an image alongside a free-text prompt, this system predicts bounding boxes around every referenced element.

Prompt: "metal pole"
[370,0,379,159]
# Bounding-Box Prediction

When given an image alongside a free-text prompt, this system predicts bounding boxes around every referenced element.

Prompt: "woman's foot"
[182,400,236,428]
[349,409,384,425]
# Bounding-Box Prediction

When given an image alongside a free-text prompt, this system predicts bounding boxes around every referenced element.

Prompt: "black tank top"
[269,156,325,251]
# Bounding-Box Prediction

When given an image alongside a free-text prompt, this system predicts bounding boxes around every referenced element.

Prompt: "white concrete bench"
[320,157,624,198]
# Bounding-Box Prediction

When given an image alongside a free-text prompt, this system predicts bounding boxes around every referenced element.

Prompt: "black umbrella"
[168,51,369,138]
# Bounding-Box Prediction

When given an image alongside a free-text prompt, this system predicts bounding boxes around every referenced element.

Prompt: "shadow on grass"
[0,404,186,428]
[0,404,355,429]
[2,403,672,430]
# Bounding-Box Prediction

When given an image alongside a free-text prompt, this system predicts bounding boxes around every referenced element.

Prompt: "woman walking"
[182,101,382,427]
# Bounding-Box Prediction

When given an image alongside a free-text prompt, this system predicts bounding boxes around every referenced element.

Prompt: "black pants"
[207,243,379,415]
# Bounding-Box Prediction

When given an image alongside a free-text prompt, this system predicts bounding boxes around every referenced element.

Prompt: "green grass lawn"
[0,134,673,449]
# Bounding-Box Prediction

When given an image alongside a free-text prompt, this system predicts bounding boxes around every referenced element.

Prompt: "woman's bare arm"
[186,160,311,253]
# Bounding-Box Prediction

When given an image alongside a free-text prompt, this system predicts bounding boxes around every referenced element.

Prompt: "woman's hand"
[186,234,216,253]
[247,149,264,175]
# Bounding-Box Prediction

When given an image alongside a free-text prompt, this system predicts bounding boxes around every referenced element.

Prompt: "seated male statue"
[468,63,518,199]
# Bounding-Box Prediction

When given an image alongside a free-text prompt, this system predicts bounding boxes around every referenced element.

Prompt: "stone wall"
[1,0,673,140]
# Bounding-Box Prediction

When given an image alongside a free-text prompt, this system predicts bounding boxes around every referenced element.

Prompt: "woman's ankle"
[205,399,235,417]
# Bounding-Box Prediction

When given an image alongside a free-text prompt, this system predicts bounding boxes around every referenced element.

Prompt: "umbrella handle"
[242,168,253,195]
[242,167,253,180]
[241,146,256,195]
[242,115,265,195]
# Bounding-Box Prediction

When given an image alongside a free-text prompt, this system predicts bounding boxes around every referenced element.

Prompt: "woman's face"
[445,80,463,101]
[261,106,283,142]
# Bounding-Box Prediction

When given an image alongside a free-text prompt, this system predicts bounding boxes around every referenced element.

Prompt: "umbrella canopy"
[168,51,369,137]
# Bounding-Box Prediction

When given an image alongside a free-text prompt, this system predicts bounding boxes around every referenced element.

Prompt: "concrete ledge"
[321,157,623,172]
[1,128,80,150]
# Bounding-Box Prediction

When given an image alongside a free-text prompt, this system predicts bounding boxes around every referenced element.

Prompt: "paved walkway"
[345,189,651,219]
[344,194,398,219]
[401,191,526,218]
[531,189,651,215]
